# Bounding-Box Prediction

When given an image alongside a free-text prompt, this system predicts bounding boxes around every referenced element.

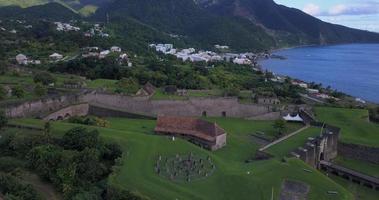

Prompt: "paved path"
[259,125,310,151]
[299,94,325,104]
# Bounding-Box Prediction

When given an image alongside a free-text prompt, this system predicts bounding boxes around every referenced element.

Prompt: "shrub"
[34,84,47,97]
[11,86,25,98]
[33,72,56,86]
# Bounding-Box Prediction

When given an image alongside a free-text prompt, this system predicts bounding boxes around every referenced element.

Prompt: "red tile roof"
[155,116,226,142]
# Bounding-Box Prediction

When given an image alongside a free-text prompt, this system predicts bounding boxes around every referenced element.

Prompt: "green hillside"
[315,107,379,147]
[0,0,49,8]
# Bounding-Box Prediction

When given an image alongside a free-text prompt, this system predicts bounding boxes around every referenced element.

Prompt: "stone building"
[136,82,156,96]
[16,54,28,65]
[155,116,227,151]
[291,124,340,168]
[257,96,281,105]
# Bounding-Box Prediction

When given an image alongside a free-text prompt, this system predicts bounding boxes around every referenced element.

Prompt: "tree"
[43,122,52,143]
[0,86,6,100]
[75,148,105,184]
[34,84,47,97]
[11,86,25,98]
[62,127,100,151]
[33,72,56,86]
[0,112,8,130]
[273,119,287,136]
[115,78,139,95]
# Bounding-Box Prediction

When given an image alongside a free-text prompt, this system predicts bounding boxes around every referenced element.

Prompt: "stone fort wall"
[83,92,271,118]
[4,91,273,119]
[43,103,89,121]
[4,94,85,118]
[338,142,379,164]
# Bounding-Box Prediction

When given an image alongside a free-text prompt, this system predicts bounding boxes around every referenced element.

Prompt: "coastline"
[270,42,379,53]
[260,43,379,105]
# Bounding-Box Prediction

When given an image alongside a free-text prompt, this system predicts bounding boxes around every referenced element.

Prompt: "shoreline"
[259,44,379,105]
[269,42,379,53]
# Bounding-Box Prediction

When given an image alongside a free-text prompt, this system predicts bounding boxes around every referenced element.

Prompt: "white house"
[215,45,229,50]
[49,53,63,61]
[110,46,122,52]
[16,54,28,65]
[119,53,128,60]
[99,50,110,59]
[307,89,319,94]
[233,58,251,65]
[189,54,208,62]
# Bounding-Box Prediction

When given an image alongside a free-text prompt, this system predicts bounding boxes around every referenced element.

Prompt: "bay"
[260,44,379,103]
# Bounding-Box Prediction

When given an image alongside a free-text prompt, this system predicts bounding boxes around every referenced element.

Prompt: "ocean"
[259,44,379,103]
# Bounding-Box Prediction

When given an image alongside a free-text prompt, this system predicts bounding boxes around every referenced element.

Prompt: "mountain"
[0,2,78,20]
[0,0,110,16]
[198,0,379,45]
[93,0,276,51]
[92,0,379,50]
[1,0,379,51]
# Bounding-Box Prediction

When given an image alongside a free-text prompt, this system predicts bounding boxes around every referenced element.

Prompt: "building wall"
[4,94,84,118]
[213,134,227,150]
[338,143,379,164]
[43,103,89,121]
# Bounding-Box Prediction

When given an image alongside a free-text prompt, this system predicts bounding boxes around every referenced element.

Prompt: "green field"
[86,78,118,91]
[315,107,379,147]
[8,117,353,200]
[266,127,321,158]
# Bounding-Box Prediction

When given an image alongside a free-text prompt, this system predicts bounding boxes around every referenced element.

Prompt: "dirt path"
[21,172,62,200]
[259,125,310,151]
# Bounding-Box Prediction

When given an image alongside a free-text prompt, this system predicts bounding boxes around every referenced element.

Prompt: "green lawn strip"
[151,89,188,100]
[266,127,321,158]
[333,156,379,178]
[315,107,379,147]
[206,117,304,141]
[86,79,118,91]
[9,118,353,200]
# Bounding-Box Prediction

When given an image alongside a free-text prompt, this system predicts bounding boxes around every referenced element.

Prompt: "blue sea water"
[260,44,379,103]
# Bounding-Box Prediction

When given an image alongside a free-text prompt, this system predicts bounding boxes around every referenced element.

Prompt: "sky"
[274,0,379,32]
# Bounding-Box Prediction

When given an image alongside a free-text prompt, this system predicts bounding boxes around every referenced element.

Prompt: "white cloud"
[329,4,347,16]
[325,2,379,16]
[303,3,321,16]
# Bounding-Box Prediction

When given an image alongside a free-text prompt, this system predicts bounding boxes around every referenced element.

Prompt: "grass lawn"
[315,107,379,147]
[266,127,322,158]
[8,117,353,200]
[86,79,117,91]
[333,156,379,178]
[151,89,187,100]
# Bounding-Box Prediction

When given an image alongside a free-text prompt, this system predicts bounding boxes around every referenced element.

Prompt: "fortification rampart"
[338,143,379,164]
[43,103,89,121]
[291,124,340,168]
[4,93,86,118]
[83,92,271,118]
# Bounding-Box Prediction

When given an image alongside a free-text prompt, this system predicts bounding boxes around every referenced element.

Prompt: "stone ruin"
[155,153,215,182]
